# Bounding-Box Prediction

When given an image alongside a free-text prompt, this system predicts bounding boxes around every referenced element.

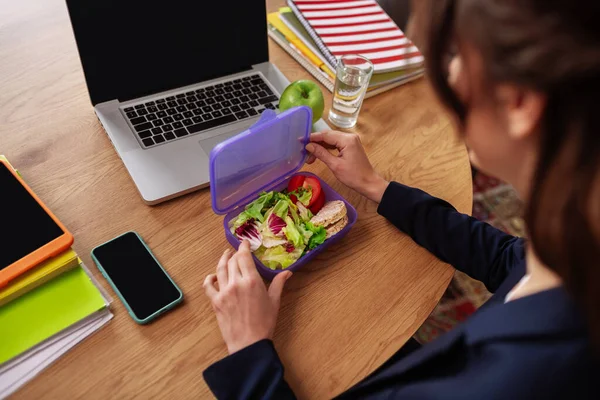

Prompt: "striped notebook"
[288,0,424,73]
[268,19,424,99]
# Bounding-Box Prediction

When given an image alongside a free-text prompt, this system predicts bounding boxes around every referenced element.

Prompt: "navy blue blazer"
[204,183,596,399]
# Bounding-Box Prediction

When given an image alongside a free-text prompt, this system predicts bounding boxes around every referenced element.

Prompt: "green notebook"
[0,266,106,364]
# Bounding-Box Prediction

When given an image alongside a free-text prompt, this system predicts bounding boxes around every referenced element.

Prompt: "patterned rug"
[415,170,525,343]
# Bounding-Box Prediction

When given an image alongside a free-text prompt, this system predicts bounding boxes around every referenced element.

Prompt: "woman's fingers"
[268,271,292,307]
[306,142,338,170]
[311,131,351,149]
[311,131,339,147]
[203,274,218,298]
[216,249,231,288]
[237,240,259,278]
[227,254,240,283]
[308,131,350,166]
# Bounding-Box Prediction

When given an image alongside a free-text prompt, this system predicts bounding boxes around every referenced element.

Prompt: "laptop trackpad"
[198,130,240,155]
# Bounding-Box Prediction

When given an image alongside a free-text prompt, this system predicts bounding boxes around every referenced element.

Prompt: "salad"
[230,175,329,270]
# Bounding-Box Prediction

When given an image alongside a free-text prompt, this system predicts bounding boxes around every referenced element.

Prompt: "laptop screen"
[66,0,269,105]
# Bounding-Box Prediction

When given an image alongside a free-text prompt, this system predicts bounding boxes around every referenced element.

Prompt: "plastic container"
[209,106,357,280]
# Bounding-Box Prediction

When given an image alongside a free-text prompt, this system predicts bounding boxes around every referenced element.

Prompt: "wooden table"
[1,0,472,398]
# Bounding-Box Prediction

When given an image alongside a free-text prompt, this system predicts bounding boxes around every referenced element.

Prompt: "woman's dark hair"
[422,0,600,341]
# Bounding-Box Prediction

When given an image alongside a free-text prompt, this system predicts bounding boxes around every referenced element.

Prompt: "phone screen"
[92,232,181,321]
[0,162,65,270]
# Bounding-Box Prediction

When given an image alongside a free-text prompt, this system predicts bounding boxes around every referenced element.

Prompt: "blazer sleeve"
[203,340,296,400]
[377,182,525,292]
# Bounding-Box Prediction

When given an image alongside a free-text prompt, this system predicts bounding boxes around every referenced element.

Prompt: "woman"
[202,0,599,398]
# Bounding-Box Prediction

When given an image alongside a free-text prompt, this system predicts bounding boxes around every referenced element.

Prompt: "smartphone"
[91,231,183,324]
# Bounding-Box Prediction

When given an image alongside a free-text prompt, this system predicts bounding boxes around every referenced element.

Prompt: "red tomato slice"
[302,177,322,207]
[309,190,325,214]
[287,175,305,193]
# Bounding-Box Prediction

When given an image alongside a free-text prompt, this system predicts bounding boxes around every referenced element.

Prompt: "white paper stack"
[0,263,113,399]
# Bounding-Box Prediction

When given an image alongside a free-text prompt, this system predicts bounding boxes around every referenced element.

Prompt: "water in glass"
[328,55,373,129]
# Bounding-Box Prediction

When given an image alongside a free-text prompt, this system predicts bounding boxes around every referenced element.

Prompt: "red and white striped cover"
[288,0,424,73]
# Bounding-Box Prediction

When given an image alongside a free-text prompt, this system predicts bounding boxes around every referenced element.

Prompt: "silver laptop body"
[94,64,290,204]
[66,0,310,204]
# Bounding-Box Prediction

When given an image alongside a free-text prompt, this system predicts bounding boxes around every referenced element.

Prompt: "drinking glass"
[328,55,374,129]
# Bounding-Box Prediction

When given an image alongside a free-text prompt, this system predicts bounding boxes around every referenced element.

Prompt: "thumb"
[306,143,337,169]
[268,271,292,307]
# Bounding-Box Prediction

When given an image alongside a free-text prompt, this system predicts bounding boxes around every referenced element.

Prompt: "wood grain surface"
[1,0,472,398]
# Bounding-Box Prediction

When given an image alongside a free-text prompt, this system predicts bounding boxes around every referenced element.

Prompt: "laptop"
[65,0,291,205]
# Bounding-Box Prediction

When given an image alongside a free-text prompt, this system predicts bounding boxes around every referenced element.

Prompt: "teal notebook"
[0,266,106,364]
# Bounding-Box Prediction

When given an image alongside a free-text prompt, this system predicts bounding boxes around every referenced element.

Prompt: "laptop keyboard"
[121,74,279,148]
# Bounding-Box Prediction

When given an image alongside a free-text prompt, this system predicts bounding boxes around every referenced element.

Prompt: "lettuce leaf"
[275,191,290,202]
[272,199,289,219]
[272,194,300,225]
[230,210,252,234]
[268,212,286,235]
[262,235,288,248]
[305,221,327,249]
[282,216,304,248]
[259,244,304,270]
[295,187,312,206]
[298,223,314,242]
[297,202,313,222]
[234,220,263,251]
[289,204,301,226]
[244,191,274,222]
[254,245,267,259]
[260,213,288,248]
[263,192,289,210]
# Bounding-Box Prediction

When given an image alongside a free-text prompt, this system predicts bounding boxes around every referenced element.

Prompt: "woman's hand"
[204,241,292,354]
[306,131,389,203]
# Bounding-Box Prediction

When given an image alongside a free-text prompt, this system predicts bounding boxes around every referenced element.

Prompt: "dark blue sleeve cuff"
[203,339,296,400]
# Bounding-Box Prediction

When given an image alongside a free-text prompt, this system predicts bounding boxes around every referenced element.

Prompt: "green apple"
[279,80,324,123]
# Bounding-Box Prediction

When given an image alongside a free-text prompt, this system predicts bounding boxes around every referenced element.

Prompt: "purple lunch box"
[209,106,358,280]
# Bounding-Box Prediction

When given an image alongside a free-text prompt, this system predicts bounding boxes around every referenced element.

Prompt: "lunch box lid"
[209,106,313,215]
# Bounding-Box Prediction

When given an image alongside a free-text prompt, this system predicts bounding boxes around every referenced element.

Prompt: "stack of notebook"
[268,1,424,98]
[0,156,113,399]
